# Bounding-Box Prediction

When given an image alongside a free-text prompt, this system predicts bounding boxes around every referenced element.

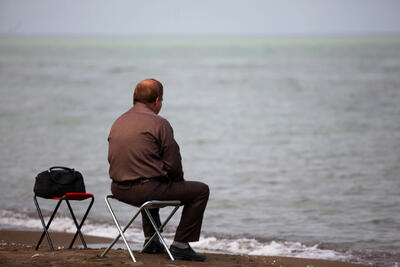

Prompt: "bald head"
[133,79,163,104]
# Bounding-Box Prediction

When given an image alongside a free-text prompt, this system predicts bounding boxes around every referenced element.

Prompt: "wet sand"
[0,230,370,267]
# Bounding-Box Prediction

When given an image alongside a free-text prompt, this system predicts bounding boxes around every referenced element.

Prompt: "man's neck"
[134,101,157,114]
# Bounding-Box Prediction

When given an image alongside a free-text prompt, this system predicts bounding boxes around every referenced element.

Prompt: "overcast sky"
[1,0,400,36]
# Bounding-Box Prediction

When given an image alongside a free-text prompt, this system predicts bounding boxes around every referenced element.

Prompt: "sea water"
[0,36,399,266]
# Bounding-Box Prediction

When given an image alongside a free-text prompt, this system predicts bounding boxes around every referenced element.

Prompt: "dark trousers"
[111,179,209,243]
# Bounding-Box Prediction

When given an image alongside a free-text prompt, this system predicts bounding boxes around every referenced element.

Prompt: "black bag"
[34,166,86,198]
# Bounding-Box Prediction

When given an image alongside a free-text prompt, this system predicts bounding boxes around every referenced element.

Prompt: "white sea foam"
[0,209,351,262]
[192,236,351,261]
[0,209,143,245]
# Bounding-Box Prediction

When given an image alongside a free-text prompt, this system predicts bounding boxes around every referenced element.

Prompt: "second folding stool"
[101,195,181,262]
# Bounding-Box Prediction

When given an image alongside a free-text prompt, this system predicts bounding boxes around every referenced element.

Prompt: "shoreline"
[0,229,370,267]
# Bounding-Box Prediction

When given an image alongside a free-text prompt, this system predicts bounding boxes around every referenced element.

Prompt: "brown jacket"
[108,102,183,182]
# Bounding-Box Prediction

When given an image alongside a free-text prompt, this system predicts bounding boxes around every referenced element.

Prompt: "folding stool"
[33,192,94,250]
[101,195,181,262]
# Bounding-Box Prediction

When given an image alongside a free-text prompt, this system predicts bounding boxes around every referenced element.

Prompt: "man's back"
[108,102,183,182]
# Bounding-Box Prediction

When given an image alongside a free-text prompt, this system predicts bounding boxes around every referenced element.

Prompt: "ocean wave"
[0,209,353,262]
[193,236,352,261]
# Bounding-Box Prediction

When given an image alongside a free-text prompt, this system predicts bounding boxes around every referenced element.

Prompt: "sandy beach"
[0,230,371,267]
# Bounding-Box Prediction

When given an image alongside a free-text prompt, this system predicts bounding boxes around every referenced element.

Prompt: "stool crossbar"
[101,195,181,262]
[34,192,94,250]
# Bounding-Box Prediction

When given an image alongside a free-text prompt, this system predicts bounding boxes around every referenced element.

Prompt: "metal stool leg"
[65,196,94,248]
[34,195,63,250]
[142,205,181,260]
[101,195,138,262]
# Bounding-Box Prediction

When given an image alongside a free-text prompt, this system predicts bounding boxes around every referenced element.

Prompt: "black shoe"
[170,244,206,261]
[142,238,165,254]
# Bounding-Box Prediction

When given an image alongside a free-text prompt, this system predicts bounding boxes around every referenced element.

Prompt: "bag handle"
[48,166,77,185]
[48,166,75,173]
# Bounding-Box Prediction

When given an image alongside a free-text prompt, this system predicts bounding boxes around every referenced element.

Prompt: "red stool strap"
[52,193,94,201]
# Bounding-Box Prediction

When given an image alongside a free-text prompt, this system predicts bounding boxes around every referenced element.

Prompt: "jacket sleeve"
[159,120,184,181]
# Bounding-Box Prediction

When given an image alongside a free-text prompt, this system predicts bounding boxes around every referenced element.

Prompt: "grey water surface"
[0,36,399,265]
